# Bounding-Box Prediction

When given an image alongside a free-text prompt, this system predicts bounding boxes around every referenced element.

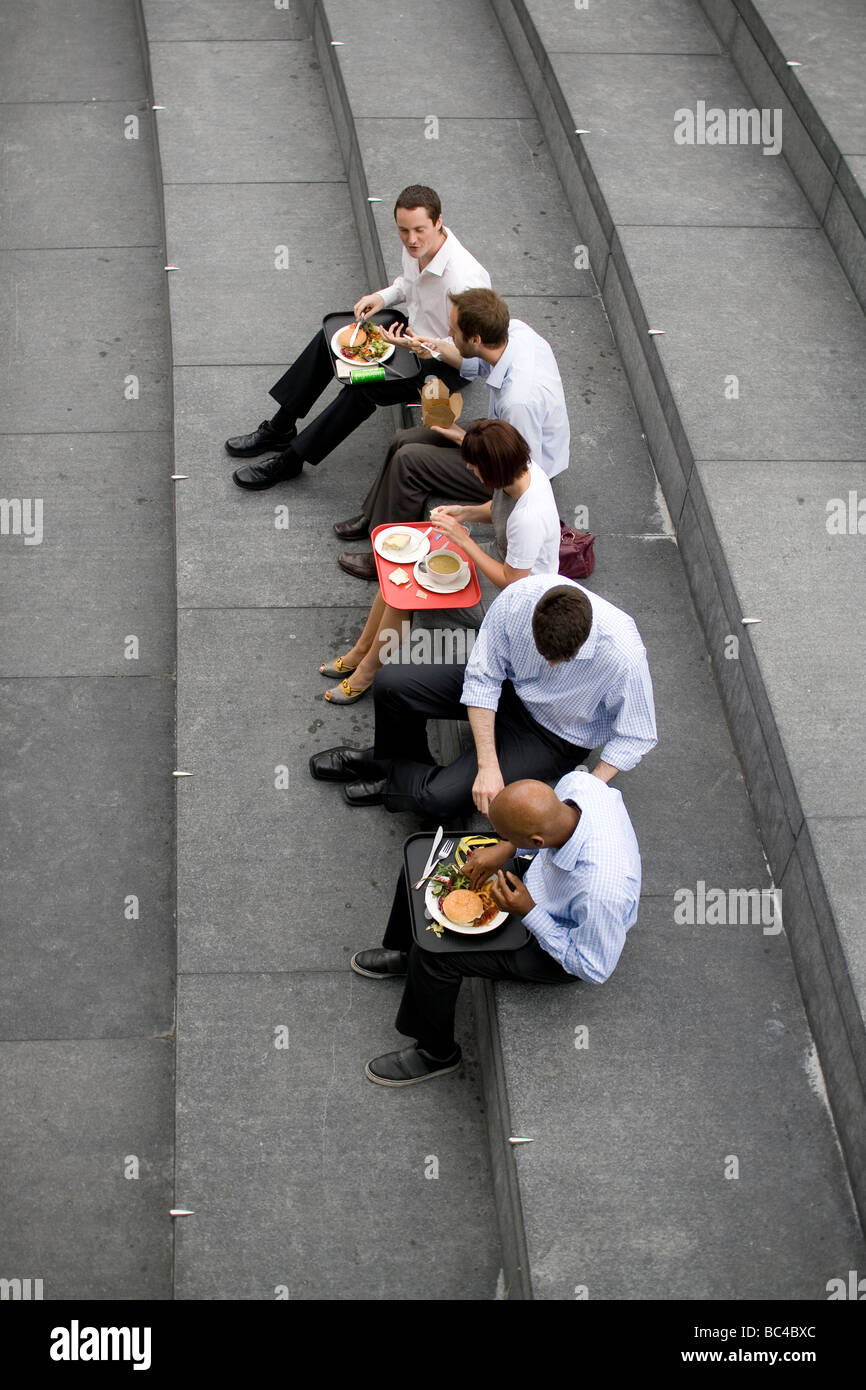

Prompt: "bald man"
[353,768,641,1087]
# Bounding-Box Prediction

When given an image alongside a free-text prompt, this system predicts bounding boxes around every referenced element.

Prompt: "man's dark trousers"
[268,317,464,465]
[371,663,591,820]
[382,869,576,1057]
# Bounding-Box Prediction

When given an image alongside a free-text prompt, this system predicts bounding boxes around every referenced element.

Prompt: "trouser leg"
[372,661,468,768]
[395,935,577,1057]
[364,431,492,528]
[382,680,590,820]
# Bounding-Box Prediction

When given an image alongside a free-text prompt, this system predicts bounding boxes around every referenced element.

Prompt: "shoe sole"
[364,1058,462,1087]
[350,954,407,979]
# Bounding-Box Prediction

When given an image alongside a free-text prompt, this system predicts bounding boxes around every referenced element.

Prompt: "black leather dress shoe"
[308,746,375,783]
[225,420,296,458]
[350,949,408,979]
[365,1044,462,1087]
[338,551,378,580]
[233,449,303,490]
[333,514,370,540]
[343,777,387,806]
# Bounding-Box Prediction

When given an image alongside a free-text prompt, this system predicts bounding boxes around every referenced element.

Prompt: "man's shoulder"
[441,227,490,283]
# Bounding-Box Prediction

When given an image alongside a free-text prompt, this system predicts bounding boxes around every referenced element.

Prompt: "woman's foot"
[319,654,358,678]
[324,676,372,705]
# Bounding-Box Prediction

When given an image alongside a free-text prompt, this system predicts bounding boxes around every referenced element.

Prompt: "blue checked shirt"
[461,574,658,771]
[458,319,570,479]
[521,770,641,981]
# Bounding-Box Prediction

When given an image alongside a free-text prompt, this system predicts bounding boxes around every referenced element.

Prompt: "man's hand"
[472,761,505,817]
[378,320,415,347]
[428,511,467,545]
[430,424,466,445]
[464,841,513,890]
[489,870,535,918]
[353,292,385,319]
[401,332,439,359]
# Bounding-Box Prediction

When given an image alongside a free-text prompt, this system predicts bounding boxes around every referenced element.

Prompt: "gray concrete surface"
[316,0,866,1297]
[0,1,174,1299]
[145,3,504,1296]
[492,0,866,1243]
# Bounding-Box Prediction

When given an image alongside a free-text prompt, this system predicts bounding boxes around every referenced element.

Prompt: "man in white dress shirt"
[336,288,570,579]
[230,184,490,490]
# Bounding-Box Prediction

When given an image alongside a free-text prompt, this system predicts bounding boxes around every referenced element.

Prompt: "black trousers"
[268,317,464,465]
[382,869,577,1056]
[370,663,591,820]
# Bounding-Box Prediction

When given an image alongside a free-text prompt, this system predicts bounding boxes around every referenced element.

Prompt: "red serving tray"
[371,522,481,611]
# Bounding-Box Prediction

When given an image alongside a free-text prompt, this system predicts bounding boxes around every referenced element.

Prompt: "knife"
[416,826,444,888]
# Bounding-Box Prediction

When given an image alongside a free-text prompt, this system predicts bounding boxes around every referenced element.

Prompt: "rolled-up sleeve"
[458,354,484,381]
[599,653,658,772]
[460,604,510,711]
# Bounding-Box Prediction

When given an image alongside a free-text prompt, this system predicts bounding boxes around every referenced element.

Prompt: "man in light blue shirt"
[308,574,658,817]
[336,288,569,579]
[352,773,641,1086]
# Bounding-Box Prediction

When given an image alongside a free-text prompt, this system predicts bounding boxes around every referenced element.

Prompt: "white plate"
[330,325,395,367]
[424,879,508,935]
[374,527,431,564]
[412,559,470,593]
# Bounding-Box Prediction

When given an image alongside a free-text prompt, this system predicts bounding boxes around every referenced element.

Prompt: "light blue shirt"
[522,769,641,982]
[459,319,570,479]
[461,574,658,772]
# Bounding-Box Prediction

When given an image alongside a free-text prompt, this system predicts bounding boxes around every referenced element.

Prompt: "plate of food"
[424,838,509,936]
[374,526,430,563]
[330,321,395,366]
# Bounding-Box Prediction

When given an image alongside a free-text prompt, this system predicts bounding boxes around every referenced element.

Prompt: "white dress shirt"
[461,574,658,771]
[521,769,641,982]
[376,227,490,339]
[458,319,570,479]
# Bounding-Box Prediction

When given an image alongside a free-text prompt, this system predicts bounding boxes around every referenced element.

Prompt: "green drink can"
[350,365,386,385]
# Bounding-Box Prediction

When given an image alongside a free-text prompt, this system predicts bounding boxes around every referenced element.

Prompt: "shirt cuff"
[377,283,403,309]
[459,355,482,379]
[460,680,501,712]
[599,736,655,774]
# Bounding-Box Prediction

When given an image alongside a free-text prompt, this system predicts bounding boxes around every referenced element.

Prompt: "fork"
[413,839,454,891]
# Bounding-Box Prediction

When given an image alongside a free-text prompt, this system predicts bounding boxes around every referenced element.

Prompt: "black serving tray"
[322,310,420,383]
[403,831,531,955]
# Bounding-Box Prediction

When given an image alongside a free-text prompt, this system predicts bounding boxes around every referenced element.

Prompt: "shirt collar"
[418,226,455,278]
[549,800,589,868]
[572,586,598,660]
[484,328,516,389]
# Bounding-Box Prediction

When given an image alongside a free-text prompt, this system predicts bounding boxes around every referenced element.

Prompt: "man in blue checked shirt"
[309,574,657,816]
[353,772,641,1086]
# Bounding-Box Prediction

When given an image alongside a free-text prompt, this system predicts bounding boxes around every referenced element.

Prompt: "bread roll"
[338,323,367,349]
[442,889,483,925]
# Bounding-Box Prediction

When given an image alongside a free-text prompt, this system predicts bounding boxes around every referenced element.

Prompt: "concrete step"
[142,0,504,1297]
[313,0,866,1296]
[699,0,866,310]
[491,0,866,1236]
[0,0,174,1298]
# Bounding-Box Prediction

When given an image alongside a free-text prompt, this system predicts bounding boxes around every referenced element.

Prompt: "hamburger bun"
[442,888,483,926]
[338,323,367,349]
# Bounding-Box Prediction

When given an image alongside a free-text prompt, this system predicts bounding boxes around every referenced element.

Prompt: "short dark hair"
[393,185,441,223]
[461,419,529,490]
[532,586,593,661]
[449,289,510,347]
